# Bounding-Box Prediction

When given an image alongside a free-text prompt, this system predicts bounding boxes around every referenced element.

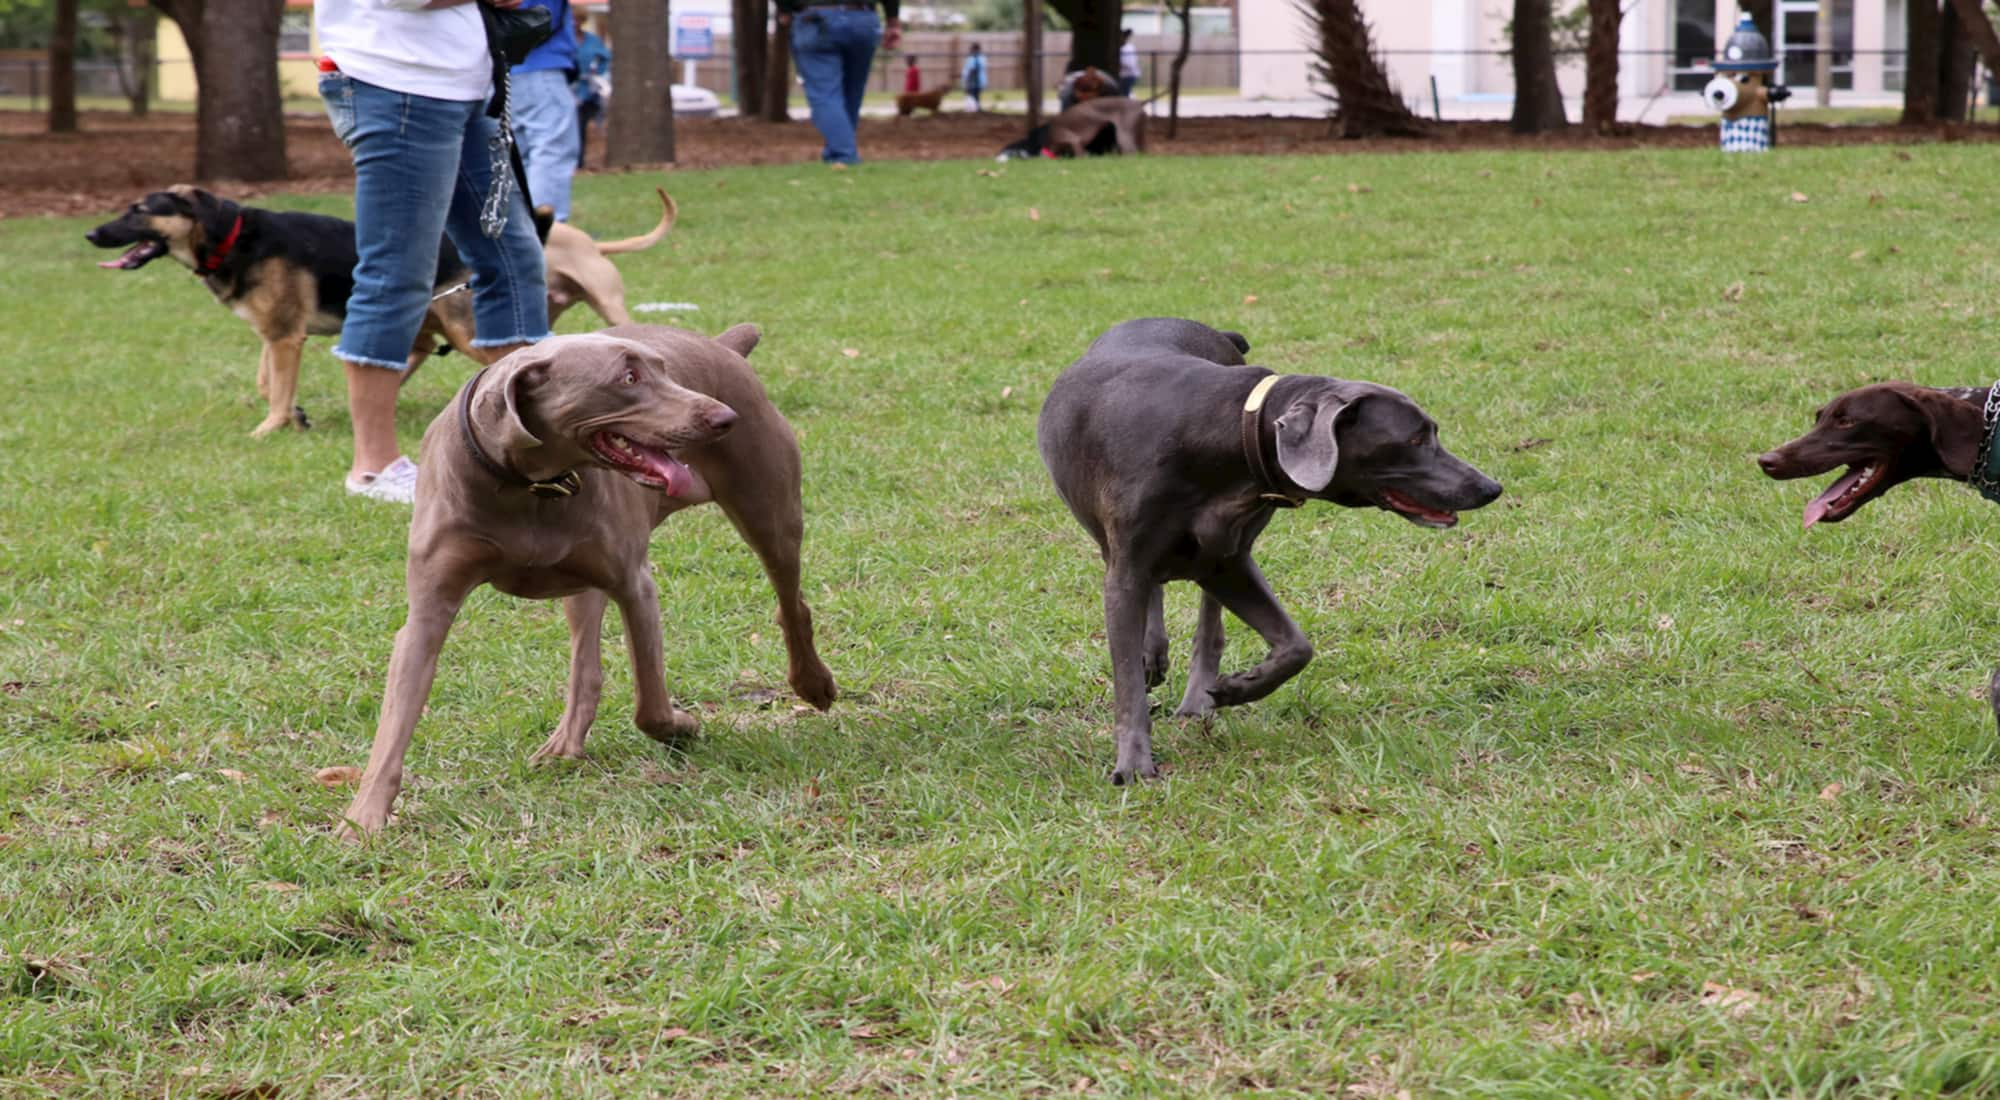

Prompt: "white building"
[1239,2,1910,109]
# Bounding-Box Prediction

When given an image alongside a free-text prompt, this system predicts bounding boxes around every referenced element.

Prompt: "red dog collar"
[199,214,243,273]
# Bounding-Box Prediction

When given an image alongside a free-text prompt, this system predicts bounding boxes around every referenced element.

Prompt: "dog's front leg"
[1103,567,1159,785]
[1173,593,1226,717]
[252,333,306,437]
[614,572,700,746]
[530,589,608,762]
[1143,586,1169,690]
[716,490,837,710]
[339,581,473,840]
[1196,557,1312,710]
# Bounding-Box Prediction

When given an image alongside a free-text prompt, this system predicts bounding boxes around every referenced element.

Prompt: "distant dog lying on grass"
[85,185,676,437]
[896,80,954,116]
[1759,379,1998,726]
[997,95,1152,160]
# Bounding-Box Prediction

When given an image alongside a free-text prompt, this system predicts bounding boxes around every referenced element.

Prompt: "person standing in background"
[961,42,987,112]
[1118,28,1140,97]
[571,12,611,169]
[509,0,582,220]
[779,0,901,165]
[903,54,922,95]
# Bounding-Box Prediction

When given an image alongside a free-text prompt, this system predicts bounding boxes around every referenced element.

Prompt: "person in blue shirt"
[571,12,610,169]
[961,42,987,112]
[510,0,581,221]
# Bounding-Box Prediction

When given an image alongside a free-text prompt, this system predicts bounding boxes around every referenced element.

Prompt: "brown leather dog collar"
[1242,374,1306,508]
[456,367,580,499]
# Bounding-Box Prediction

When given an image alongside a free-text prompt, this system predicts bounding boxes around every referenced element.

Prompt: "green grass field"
[5,143,2000,1096]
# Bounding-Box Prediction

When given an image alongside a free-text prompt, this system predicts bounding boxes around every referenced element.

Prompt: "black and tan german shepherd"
[86,185,676,437]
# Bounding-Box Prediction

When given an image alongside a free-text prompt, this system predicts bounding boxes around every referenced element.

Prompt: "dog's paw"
[1171,694,1215,719]
[790,661,838,711]
[638,706,700,747]
[529,731,588,763]
[1142,645,1169,691]
[1110,760,1161,786]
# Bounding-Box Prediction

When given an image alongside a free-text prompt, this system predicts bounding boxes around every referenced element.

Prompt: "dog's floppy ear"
[475,344,561,478]
[1273,391,1356,492]
[715,323,760,358]
[1895,385,1981,477]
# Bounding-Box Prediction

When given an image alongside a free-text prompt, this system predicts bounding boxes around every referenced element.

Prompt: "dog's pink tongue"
[97,244,146,269]
[1803,469,1864,530]
[638,450,692,496]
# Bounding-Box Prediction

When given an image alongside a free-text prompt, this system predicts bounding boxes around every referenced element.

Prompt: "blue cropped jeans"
[319,70,549,371]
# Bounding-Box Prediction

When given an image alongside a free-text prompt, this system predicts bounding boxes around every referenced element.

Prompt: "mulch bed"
[5,108,1994,219]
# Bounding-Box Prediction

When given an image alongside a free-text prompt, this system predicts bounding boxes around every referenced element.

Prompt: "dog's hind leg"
[1988,665,2000,737]
[1103,563,1160,784]
[712,487,838,711]
[251,333,307,437]
[613,572,701,746]
[1143,585,1169,690]
[1194,556,1312,710]
[531,589,608,762]
[1173,593,1225,717]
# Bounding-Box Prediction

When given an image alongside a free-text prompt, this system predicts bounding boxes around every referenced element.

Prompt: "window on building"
[279,10,312,56]
[1671,0,1716,91]
[1778,0,1854,91]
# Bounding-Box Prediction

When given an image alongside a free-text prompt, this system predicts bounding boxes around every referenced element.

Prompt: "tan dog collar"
[1242,374,1306,508]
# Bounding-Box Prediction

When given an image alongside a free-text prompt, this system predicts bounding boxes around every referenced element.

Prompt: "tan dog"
[85,186,677,437]
[337,325,837,837]
[895,81,954,116]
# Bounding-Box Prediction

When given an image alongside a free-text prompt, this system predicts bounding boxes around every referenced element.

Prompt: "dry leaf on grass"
[660,1027,690,1040]
[1700,981,1761,1017]
[1028,207,1040,221]
[1789,191,1810,203]
[1819,782,1844,801]
[1243,294,1259,304]
[1723,281,1746,302]
[314,766,362,789]
[841,347,860,358]
[255,882,301,893]
[1630,970,1661,983]
[1000,385,1014,399]
[216,768,249,782]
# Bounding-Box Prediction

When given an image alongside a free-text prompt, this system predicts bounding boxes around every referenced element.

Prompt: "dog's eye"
[1832,414,1855,429]
[621,369,638,385]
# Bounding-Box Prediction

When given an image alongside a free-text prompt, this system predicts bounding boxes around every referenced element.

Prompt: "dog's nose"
[704,405,738,433]
[84,229,104,245]
[1757,451,1782,475]
[1479,477,1503,505]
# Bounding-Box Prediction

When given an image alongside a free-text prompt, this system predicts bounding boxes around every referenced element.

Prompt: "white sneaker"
[345,455,419,504]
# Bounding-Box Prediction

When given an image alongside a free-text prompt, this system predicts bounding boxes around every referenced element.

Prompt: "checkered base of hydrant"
[1719,115,1772,153]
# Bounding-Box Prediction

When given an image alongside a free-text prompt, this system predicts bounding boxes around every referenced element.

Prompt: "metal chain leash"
[480,67,516,240]
[1970,381,2000,503]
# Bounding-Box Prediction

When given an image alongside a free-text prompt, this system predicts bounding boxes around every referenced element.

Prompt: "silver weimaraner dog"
[1037,318,1503,784]
[339,325,837,837]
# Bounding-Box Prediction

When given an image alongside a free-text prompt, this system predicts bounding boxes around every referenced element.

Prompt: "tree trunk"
[193,0,287,180]
[1945,0,2000,76]
[118,9,157,117]
[734,0,767,117]
[1510,0,1567,133]
[1047,0,1120,74]
[1902,0,1938,123]
[1167,0,1191,137]
[49,0,78,133]
[608,0,676,164]
[1937,1,1977,120]
[1581,0,1619,133]
[763,17,791,122]
[1298,0,1421,138]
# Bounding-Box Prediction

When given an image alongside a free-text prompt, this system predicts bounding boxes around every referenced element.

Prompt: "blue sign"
[674,16,715,59]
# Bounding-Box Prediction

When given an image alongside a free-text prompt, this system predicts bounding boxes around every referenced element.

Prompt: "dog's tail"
[594,188,678,255]
[1221,330,1250,355]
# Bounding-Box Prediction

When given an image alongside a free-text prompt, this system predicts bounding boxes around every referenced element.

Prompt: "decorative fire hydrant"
[1703,15,1791,153]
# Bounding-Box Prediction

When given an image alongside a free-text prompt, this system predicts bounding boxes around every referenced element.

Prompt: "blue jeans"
[510,68,581,221]
[319,71,549,371]
[789,7,879,164]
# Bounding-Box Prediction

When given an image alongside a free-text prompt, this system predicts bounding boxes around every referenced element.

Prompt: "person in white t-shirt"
[314,0,551,504]
[1118,29,1140,97]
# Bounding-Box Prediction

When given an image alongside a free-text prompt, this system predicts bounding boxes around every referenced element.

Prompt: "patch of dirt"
[5,108,1997,219]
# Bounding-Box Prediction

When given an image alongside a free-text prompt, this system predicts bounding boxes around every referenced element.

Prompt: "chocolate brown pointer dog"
[1038,318,1503,784]
[338,325,836,837]
[1758,380,1997,726]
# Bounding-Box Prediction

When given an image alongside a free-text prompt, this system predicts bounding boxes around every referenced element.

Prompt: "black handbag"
[481,3,555,67]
